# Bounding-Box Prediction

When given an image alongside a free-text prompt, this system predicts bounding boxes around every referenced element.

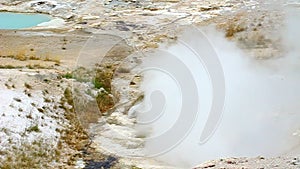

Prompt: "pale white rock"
[37,18,66,28]
[82,15,100,20]
[75,158,86,169]
[74,25,83,29]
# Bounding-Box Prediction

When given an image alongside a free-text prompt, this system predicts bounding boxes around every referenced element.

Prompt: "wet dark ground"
[84,156,117,169]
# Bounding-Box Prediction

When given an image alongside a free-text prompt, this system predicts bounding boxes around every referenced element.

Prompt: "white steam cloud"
[136,5,300,169]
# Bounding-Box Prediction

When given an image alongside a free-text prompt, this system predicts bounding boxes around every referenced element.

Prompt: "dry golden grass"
[60,88,89,150]
[28,55,40,60]
[0,140,60,169]
[0,65,21,69]
[0,48,61,64]
[26,64,49,69]
[15,49,27,61]
[96,91,115,113]
[44,56,61,64]
[224,23,246,38]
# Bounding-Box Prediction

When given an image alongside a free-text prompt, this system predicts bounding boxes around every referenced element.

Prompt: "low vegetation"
[24,83,32,89]
[0,48,61,67]
[59,87,89,158]
[0,65,22,69]
[0,139,60,169]
[216,12,247,38]
[62,72,73,79]
[61,66,117,114]
[26,125,40,133]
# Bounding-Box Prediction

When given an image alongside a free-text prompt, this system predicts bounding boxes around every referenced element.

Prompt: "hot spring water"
[0,12,50,29]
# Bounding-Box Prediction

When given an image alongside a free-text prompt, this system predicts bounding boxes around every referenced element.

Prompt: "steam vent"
[0,0,300,168]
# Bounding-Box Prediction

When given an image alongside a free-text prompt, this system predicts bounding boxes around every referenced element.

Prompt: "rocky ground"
[194,156,300,169]
[0,0,300,169]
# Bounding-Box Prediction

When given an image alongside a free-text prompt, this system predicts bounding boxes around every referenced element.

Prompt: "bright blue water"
[0,12,51,29]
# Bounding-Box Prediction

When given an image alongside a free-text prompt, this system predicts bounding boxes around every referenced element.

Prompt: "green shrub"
[62,72,73,79]
[26,125,40,133]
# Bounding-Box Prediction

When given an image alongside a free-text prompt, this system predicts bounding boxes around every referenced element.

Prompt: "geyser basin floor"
[0,12,51,29]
